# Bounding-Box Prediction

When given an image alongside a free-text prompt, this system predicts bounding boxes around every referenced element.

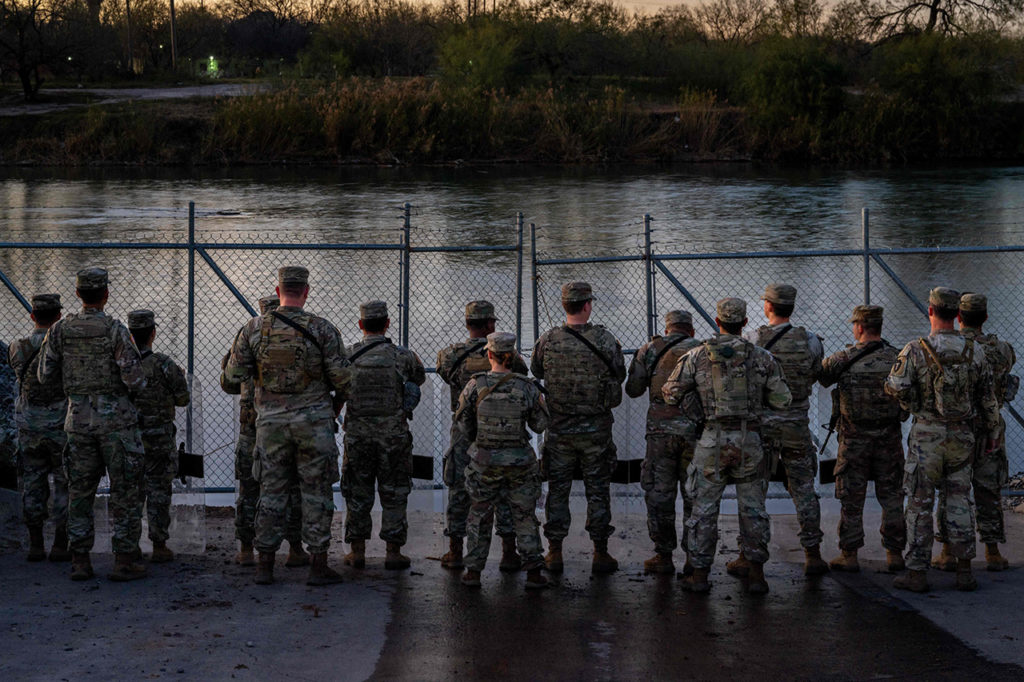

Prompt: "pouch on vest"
[840,367,902,423]
[257,315,314,394]
[348,344,403,417]
[475,379,529,450]
[921,338,975,421]
[61,315,122,394]
[758,324,814,401]
[707,341,751,418]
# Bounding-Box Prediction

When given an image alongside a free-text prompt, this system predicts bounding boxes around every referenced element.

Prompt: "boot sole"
[149,556,174,564]
[109,572,147,582]
[307,577,344,586]
[385,561,411,570]
[829,564,860,573]
[70,572,94,581]
[681,583,710,593]
[893,583,929,593]
[592,565,618,574]
[726,566,750,578]
[986,562,1008,572]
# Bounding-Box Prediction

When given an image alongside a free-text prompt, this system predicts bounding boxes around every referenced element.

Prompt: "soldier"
[225,266,351,586]
[625,309,703,575]
[745,283,827,576]
[341,301,426,570]
[818,305,907,573]
[531,281,626,574]
[457,332,550,589]
[933,293,1017,572]
[0,337,16,485]
[884,287,1000,593]
[437,300,528,572]
[663,298,791,594]
[38,267,148,582]
[220,295,308,569]
[126,310,190,563]
[8,294,69,562]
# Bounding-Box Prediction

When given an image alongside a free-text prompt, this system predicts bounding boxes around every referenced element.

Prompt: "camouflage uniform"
[625,310,702,557]
[38,270,147,556]
[127,310,190,545]
[747,285,824,550]
[531,283,626,546]
[341,301,425,546]
[663,299,792,572]
[884,293,1000,573]
[225,268,351,555]
[818,307,907,554]
[456,333,549,573]
[0,340,16,473]
[9,298,69,533]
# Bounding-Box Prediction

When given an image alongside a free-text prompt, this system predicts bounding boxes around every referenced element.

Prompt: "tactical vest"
[974,334,1014,406]
[60,314,124,395]
[648,336,696,403]
[838,345,902,424]
[14,335,64,405]
[135,352,176,429]
[756,324,815,401]
[475,374,531,450]
[446,341,492,412]
[542,327,612,415]
[705,339,754,419]
[256,313,318,394]
[347,341,404,418]
[921,337,976,421]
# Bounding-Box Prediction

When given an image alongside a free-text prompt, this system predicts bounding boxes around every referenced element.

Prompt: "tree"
[0,0,76,99]
[845,0,1024,37]
[694,0,772,44]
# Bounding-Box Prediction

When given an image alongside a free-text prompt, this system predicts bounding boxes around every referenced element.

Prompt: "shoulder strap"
[919,338,944,375]
[451,340,488,374]
[476,373,517,408]
[348,338,392,364]
[650,335,690,371]
[563,326,616,376]
[140,349,153,361]
[763,324,792,351]
[835,341,884,380]
[271,311,323,351]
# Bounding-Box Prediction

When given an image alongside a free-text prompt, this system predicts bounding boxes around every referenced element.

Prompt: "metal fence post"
[186,201,195,454]
[530,223,539,344]
[516,212,524,352]
[862,207,870,304]
[0,265,30,312]
[644,213,654,339]
[401,202,411,347]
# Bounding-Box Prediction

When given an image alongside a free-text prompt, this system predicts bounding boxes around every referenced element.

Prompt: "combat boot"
[931,543,957,572]
[985,543,1009,572]
[150,541,174,564]
[804,545,830,576]
[461,569,482,587]
[385,542,411,570]
[70,552,94,581]
[344,540,366,569]
[499,536,522,572]
[254,552,275,585]
[893,569,929,593]
[109,552,148,582]
[592,540,618,574]
[725,552,751,578]
[235,542,256,567]
[680,567,711,593]
[746,562,769,595]
[956,559,978,592]
[285,542,310,568]
[440,538,463,569]
[525,568,549,590]
[544,540,564,573]
[49,525,71,562]
[681,555,695,577]
[884,544,909,569]
[26,526,46,562]
[643,553,675,575]
[306,552,343,586]
[829,549,860,573]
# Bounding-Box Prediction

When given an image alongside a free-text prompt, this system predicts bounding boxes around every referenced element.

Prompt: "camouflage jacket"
[961,327,1016,410]
[225,306,351,426]
[8,328,66,431]
[456,371,549,467]
[219,344,256,436]
[343,335,425,437]
[625,332,703,436]
[437,337,529,413]
[0,340,16,466]
[746,322,823,423]
[136,349,190,433]
[819,339,906,435]
[38,308,145,435]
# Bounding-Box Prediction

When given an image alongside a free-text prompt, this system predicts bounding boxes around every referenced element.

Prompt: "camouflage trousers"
[17,426,68,529]
[234,429,302,546]
[542,429,615,543]
[443,424,516,540]
[641,432,694,555]
[66,428,144,554]
[685,424,770,569]
[254,416,339,554]
[464,460,544,572]
[764,418,823,548]
[833,427,906,552]
[341,429,412,545]
[937,418,1007,545]
[904,420,976,572]
[140,425,177,543]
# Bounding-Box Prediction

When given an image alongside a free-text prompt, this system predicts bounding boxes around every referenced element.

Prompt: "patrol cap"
[849,305,883,325]
[76,267,108,291]
[928,286,960,312]
[561,281,595,303]
[664,310,692,327]
[359,300,389,320]
[31,293,61,312]
[716,297,747,324]
[959,292,987,312]
[486,331,516,353]
[278,266,309,287]
[258,295,280,315]
[127,309,156,329]
[761,283,796,306]
[465,300,497,321]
